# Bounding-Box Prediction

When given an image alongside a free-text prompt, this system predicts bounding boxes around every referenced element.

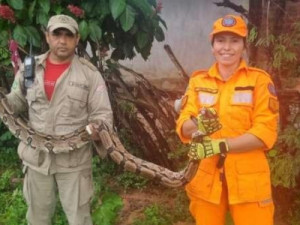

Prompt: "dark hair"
[211,35,246,46]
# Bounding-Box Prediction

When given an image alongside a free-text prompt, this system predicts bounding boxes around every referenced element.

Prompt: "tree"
[0,0,187,170]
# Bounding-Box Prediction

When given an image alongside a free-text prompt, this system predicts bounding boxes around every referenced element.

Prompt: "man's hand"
[188,136,228,160]
[86,124,100,141]
[194,108,222,136]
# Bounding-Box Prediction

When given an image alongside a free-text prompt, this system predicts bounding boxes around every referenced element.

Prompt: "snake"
[0,91,199,188]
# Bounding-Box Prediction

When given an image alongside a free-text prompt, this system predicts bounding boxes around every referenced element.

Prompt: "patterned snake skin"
[0,92,198,188]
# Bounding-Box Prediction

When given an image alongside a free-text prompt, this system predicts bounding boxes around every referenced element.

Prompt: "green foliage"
[116,171,148,189]
[166,130,190,170]
[0,122,20,169]
[0,169,15,191]
[249,22,300,81]
[92,192,123,225]
[268,126,300,188]
[133,204,173,225]
[0,0,166,62]
[0,188,27,225]
[52,200,68,225]
[171,190,193,223]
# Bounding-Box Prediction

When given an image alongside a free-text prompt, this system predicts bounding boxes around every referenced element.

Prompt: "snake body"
[0,93,199,188]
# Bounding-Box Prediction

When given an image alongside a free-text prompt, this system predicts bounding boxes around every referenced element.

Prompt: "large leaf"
[24,26,41,47]
[128,0,152,17]
[52,4,63,14]
[154,26,165,42]
[123,41,135,59]
[120,5,135,32]
[79,20,89,41]
[137,31,149,49]
[81,1,96,15]
[28,0,37,22]
[89,21,102,42]
[158,15,167,29]
[13,25,27,47]
[109,0,126,20]
[98,0,110,18]
[7,0,24,10]
[36,10,49,26]
[140,42,152,60]
[38,0,50,14]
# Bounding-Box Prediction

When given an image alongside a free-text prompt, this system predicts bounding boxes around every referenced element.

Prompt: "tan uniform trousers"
[189,183,274,225]
[23,167,93,225]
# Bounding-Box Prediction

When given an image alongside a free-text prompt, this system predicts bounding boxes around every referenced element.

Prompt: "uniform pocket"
[79,169,93,206]
[236,159,271,201]
[197,92,218,107]
[229,91,253,129]
[64,89,88,117]
[186,159,216,199]
[18,142,44,167]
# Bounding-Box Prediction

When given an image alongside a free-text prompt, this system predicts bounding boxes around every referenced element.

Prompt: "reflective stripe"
[198,93,216,105]
[232,92,252,104]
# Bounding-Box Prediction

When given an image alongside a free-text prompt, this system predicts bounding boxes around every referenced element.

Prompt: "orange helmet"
[210,15,248,39]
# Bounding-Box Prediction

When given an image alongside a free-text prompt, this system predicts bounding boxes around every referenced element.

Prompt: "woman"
[176,15,279,225]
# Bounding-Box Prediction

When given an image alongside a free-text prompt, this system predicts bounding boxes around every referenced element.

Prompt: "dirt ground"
[115,186,194,225]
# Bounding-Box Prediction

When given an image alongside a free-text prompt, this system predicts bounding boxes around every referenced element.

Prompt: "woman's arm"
[226,133,266,153]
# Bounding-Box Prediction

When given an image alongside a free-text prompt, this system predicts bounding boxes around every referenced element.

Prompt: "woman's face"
[212,32,245,67]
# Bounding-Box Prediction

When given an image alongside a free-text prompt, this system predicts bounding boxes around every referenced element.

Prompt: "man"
[176,15,278,225]
[6,15,113,225]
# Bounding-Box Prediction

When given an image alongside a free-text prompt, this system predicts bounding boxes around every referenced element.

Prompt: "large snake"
[0,92,199,188]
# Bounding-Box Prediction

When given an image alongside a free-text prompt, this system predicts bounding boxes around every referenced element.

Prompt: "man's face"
[46,28,80,63]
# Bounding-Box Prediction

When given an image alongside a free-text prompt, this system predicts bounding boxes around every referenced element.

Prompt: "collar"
[35,51,77,66]
[35,51,50,66]
[207,59,248,81]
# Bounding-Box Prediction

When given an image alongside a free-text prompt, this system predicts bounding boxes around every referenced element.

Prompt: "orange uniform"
[176,60,279,225]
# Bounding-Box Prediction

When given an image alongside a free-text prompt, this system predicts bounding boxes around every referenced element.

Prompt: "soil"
[115,186,194,225]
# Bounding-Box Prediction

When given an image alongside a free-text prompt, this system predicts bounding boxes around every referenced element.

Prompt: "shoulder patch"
[268,83,277,97]
[79,57,98,71]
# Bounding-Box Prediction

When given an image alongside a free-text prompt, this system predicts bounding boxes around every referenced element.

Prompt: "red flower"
[0,5,15,23]
[9,40,21,75]
[67,5,84,18]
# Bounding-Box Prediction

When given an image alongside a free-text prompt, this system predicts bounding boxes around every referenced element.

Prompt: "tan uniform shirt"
[7,52,113,175]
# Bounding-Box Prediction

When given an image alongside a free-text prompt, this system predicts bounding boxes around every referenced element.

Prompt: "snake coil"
[0,92,198,188]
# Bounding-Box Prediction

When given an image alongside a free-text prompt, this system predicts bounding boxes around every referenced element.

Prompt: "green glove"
[188,136,228,160]
[192,108,222,138]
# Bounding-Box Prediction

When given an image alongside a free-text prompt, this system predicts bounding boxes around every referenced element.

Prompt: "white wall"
[120,0,248,89]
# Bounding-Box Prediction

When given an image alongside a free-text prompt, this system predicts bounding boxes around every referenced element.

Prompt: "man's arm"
[5,68,28,114]
[87,70,113,140]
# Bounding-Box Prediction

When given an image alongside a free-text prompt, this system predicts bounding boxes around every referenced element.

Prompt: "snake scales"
[0,92,199,188]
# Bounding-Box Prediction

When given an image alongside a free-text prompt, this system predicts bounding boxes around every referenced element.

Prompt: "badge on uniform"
[268,83,277,97]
